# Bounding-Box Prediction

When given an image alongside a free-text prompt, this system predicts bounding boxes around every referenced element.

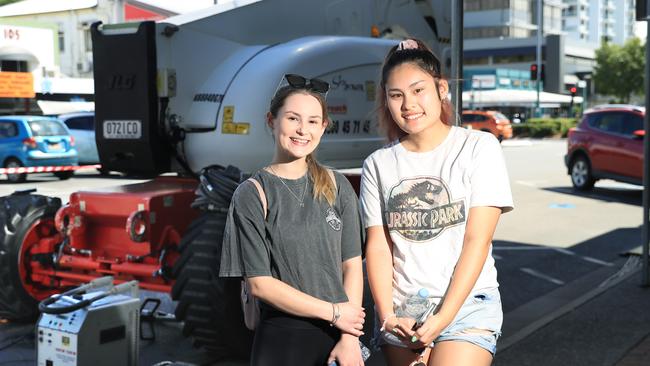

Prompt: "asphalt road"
[494,139,642,313]
[0,138,644,365]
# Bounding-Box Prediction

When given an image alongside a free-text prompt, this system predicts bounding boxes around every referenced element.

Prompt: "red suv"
[565,104,645,190]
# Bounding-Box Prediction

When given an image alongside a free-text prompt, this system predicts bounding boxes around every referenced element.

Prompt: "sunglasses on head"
[284,74,330,94]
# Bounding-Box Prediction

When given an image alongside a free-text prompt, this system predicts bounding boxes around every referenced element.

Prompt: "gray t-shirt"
[220,169,363,303]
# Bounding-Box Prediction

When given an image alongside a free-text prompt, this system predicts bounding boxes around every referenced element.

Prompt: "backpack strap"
[248,170,335,218]
[246,178,267,220]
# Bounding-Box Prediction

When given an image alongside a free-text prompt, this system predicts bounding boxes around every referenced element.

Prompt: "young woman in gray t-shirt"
[220,75,366,366]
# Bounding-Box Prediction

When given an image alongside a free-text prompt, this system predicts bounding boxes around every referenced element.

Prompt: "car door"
[64,116,98,164]
[0,120,21,164]
[586,112,627,175]
[617,112,644,181]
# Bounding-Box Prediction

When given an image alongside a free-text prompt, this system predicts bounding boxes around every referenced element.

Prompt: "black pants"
[251,308,340,366]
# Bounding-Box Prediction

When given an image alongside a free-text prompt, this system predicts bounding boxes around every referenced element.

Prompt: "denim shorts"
[372,288,503,355]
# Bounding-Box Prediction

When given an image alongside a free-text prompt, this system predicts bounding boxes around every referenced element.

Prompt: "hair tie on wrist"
[329,303,341,326]
[397,39,419,51]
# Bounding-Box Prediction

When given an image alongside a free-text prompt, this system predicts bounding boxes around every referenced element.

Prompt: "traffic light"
[570,86,577,97]
[540,64,545,83]
[530,64,538,80]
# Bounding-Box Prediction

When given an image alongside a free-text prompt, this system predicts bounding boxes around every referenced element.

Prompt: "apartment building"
[563,0,635,44]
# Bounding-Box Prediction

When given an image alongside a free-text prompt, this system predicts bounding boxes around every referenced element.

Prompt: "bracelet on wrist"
[379,313,397,332]
[329,303,341,327]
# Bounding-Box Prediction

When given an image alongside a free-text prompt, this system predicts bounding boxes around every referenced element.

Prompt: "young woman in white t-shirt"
[361,39,514,366]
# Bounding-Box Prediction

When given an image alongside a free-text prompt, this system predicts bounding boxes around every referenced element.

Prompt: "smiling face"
[268,91,328,162]
[384,62,448,138]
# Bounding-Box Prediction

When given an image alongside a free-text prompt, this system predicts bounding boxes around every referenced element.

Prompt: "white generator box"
[37,288,139,366]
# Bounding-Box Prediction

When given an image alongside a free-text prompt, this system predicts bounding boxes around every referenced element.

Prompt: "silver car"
[58,112,99,165]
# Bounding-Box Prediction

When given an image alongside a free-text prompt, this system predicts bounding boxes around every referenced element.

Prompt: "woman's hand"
[334,302,365,337]
[410,313,447,348]
[327,335,364,366]
[384,316,419,346]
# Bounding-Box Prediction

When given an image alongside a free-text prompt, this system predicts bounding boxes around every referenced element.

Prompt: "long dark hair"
[377,38,453,141]
[268,86,336,205]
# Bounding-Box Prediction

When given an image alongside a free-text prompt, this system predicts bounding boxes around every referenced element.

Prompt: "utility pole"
[535,0,542,117]
[451,0,463,125]
[643,17,650,286]
[637,0,650,286]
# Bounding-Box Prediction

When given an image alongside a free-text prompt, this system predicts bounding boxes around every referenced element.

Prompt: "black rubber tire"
[570,155,596,191]
[4,158,26,183]
[0,194,61,322]
[171,212,253,359]
[54,171,74,180]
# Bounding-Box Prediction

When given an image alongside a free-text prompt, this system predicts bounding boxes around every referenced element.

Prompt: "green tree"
[0,0,20,5]
[593,37,645,103]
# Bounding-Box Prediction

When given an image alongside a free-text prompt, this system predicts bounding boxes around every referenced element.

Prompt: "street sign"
[637,0,650,21]
[0,72,34,98]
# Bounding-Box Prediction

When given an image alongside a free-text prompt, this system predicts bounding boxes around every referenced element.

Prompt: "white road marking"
[496,247,614,267]
[580,256,614,266]
[554,248,574,255]
[520,267,565,285]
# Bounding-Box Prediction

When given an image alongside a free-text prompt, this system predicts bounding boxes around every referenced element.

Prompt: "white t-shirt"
[360,126,513,307]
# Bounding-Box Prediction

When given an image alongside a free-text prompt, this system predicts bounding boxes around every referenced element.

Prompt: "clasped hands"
[385,314,444,349]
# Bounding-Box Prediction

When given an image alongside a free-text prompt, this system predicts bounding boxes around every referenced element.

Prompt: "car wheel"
[54,171,74,180]
[4,158,26,183]
[570,155,595,191]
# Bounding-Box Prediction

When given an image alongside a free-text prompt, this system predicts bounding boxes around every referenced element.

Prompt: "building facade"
[0,0,213,114]
[463,0,637,105]
[563,0,635,44]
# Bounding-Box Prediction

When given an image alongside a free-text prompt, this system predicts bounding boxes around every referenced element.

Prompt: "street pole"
[535,0,542,117]
[451,0,463,126]
[641,20,650,286]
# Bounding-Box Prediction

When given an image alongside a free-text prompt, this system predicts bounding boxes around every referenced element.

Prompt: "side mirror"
[633,130,645,139]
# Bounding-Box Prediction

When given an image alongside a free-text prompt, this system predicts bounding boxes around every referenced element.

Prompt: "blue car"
[0,116,78,182]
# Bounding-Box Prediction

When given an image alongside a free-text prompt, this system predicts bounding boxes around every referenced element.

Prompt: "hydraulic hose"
[38,278,137,315]
[191,165,245,211]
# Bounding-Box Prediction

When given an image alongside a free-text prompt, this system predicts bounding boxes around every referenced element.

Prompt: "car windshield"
[28,120,68,136]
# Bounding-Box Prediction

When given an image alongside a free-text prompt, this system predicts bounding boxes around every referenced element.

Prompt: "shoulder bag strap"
[246,178,267,220]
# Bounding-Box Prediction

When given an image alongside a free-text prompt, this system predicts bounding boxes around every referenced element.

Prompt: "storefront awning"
[463,89,583,109]
[37,100,94,115]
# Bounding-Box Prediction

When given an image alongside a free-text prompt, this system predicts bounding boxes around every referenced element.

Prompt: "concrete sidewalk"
[494,256,650,366]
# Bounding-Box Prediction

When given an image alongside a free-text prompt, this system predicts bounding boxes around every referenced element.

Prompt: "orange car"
[461,110,513,142]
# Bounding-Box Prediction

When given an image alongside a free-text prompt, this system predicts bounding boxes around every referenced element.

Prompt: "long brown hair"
[268,86,336,205]
[376,38,453,141]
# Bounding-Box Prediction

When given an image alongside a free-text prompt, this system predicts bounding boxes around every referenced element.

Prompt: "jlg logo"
[108,74,136,90]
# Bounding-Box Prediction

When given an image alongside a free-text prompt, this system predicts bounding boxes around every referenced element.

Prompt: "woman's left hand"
[410,314,447,348]
[327,335,364,366]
